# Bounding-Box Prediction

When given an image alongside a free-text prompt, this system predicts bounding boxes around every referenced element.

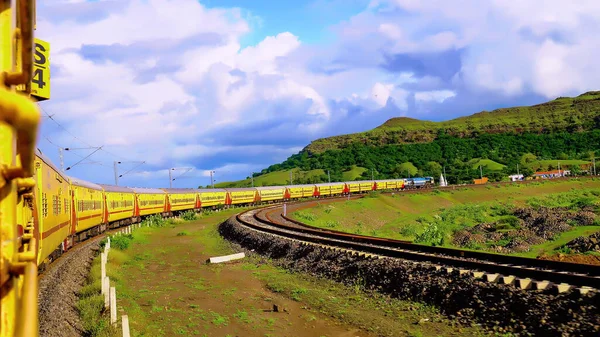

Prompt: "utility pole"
[114,161,119,185]
[169,168,173,188]
[371,168,374,180]
[517,163,520,176]
[480,165,483,179]
[594,157,596,176]
[558,161,561,177]
[290,170,293,185]
[443,166,447,185]
[59,148,64,172]
[210,170,215,188]
[327,170,331,183]
[251,173,254,188]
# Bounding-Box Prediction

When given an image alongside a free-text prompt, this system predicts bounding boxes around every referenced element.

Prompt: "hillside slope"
[306,91,600,154]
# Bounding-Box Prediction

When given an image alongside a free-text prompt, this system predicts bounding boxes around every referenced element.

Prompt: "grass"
[341,165,367,181]
[102,209,485,337]
[469,158,506,171]
[291,179,600,256]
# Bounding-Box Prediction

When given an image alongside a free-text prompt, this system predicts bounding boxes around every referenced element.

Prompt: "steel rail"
[235,206,600,289]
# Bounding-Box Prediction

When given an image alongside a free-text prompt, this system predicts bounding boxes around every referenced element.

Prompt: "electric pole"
[59,148,64,172]
[251,173,254,188]
[594,157,596,176]
[371,168,374,180]
[169,168,173,188]
[517,163,520,176]
[290,170,293,184]
[327,170,330,183]
[210,170,215,188]
[114,161,119,185]
[480,165,483,179]
[558,161,561,177]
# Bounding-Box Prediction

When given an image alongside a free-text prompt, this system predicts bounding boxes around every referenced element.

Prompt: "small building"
[533,170,570,179]
[509,174,524,182]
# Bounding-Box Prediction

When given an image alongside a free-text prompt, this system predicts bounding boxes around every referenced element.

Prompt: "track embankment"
[38,237,102,337]
[219,216,600,336]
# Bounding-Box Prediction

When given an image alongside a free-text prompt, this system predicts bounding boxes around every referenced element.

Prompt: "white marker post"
[122,315,130,337]
[110,286,117,324]
[104,277,110,308]
[283,203,287,216]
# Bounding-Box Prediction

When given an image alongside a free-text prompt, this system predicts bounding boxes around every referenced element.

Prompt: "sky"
[35,0,600,188]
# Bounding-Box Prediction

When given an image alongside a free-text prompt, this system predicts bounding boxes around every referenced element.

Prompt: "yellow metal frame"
[1,1,41,336]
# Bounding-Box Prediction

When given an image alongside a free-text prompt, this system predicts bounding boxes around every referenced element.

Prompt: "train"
[0,1,435,335]
[31,147,434,271]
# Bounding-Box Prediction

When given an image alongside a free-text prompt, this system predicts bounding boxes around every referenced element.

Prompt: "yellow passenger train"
[0,1,419,336]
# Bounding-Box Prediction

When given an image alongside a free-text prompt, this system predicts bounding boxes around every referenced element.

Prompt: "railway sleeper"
[240,218,598,297]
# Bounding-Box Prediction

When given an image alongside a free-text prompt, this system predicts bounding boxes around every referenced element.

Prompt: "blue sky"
[35,0,600,188]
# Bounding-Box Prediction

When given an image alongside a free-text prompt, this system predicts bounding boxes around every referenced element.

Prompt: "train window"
[42,193,48,218]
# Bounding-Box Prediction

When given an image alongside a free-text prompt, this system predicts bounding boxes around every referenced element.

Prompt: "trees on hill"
[257,130,600,184]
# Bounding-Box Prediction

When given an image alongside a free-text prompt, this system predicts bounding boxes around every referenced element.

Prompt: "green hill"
[248,91,600,185]
[213,166,370,188]
[306,91,600,154]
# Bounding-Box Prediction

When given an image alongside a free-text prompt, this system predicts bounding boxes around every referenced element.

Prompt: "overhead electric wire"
[66,146,103,171]
[39,105,127,161]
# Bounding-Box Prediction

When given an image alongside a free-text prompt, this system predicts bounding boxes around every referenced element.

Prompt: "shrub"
[414,223,445,246]
[112,234,133,250]
[181,210,197,221]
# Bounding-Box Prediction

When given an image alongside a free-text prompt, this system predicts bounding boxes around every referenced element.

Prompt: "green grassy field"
[341,165,367,181]
[80,211,484,337]
[291,179,600,257]
[469,158,506,171]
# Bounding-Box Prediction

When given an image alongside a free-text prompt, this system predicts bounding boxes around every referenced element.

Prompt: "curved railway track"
[236,201,600,293]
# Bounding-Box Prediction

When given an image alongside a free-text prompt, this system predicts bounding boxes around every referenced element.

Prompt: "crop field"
[291,179,600,259]
[83,210,485,337]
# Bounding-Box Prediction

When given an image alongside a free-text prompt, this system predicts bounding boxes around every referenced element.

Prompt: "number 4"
[32,68,46,89]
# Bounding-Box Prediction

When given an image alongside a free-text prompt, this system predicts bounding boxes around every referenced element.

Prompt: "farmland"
[291,179,600,259]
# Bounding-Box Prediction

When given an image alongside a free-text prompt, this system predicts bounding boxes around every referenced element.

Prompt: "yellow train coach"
[255,186,286,202]
[198,189,227,208]
[100,184,135,227]
[226,188,259,205]
[34,150,71,267]
[345,180,375,193]
[133,187,167,217]
[285,185,316,199]
[71,177,105,241]
[163,188,200,213]
[314,182,346,197]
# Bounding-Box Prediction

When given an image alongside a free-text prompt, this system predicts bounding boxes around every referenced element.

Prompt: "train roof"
[255,186,285,190]
[130,187,166,194]
[223,187,257,192]
[285,184,315,188]
[375,179,404,182]
[314,182,345,186]
[35,148,69,181]
[70,176,104,190]
[344,180,374,184]
[99,184,135,193]
[197,188,227,193]
[161,188,199,194]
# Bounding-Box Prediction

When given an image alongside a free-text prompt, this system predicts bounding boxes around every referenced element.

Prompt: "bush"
[415,223,445,246]
[143,214,167,227]
[112,234,133,250]
[181,210,197,221]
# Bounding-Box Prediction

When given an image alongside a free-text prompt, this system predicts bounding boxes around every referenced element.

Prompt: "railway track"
[236,203,600,293]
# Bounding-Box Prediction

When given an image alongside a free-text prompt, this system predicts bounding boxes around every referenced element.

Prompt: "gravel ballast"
[219,216,600,336]
[38,239,101,337]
